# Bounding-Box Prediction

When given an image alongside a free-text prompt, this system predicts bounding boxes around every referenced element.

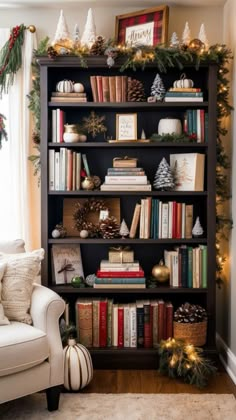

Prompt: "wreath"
[73,198,108,237]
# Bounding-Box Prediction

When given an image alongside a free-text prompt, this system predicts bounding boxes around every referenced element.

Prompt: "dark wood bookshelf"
[38,56,217,368]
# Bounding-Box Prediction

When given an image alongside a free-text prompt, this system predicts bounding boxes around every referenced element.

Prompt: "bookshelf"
[38,56,217,369]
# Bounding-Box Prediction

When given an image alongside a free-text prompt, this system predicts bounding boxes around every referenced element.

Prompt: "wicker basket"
[173,320,207,346]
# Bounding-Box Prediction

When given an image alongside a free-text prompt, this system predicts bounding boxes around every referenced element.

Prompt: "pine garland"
[0,24,25,94]
[0,113,8,149]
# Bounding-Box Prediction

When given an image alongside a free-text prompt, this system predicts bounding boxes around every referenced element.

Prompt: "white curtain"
[0,28,38,250]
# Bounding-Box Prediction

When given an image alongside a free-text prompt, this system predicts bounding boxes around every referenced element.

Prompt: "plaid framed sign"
[115,6,169,47]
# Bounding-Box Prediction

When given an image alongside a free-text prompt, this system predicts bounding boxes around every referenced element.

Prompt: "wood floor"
[82,363,236,396]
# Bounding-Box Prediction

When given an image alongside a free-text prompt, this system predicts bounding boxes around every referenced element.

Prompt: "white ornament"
[63,339,93,391]
[85,273,96,286]
[52,229,60,238]
[52,9,70,45]
[192,217,204,237]
[73,83,85,93]
[81,8,97,47]
[182,22,191,46]
[198,23,209,50]
[80,229,89,239]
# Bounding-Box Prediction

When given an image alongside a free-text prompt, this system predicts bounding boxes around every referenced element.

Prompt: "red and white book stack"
[94,259,146,289]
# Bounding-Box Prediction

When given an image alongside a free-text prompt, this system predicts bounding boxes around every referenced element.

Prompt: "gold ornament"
[188,38,205,53]
[81,176,94,190]
[28,25,36,33]
[152,259,170,283]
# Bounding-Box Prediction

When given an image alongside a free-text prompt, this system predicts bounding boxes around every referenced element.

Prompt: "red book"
[66,149,73,191]
[176,203,182,239]
[172,201,177,238]
[96,269,144,278]
[166,302,174,340]
[99,300,107,347]
[117,305,124,347]
[59,110,65,143]
[96,75,103,102]
[144,303,152,348]
[158,300,165,343]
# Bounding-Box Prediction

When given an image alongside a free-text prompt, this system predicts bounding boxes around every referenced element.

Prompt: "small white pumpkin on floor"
[63,338,93,391]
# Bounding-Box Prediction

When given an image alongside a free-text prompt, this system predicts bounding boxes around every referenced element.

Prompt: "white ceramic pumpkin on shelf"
[56,79,74,93]
[63,338,93,391]
[73,82,85,93]
[158,118,182,135]
[173,73,194,89]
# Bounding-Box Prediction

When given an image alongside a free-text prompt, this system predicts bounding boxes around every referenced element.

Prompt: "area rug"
[0,393,236,419]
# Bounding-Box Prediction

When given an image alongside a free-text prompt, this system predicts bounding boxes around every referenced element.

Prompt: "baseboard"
[216,332,236,384]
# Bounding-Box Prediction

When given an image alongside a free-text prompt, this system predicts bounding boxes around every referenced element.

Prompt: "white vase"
[158,118,182,135]
[63,124,80,143]
[63,338,93,391]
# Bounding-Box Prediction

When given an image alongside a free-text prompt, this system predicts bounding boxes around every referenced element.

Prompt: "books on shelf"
[93,283,146,289]
[90,75,128,102]
[52,108,65,143]
[100,260,140,269]
[100,183,152,191]
[184,109,207,143]
[170,153,205,191]
[105,175,148,184]
[97,269,145,277]
[49,148,81,191]
[165,92,203,98]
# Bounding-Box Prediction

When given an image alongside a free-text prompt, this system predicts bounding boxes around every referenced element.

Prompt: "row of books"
[50,92,88,103]
[90,75,128,103]
[101,165,151,191]
[49,149,81,191]
[51,108,65,143]
[95,259,145,289]
[164,87,204,103]
[129,199,194,239]
[183,109,208,143]
[164,245,207,288]
[75,299,173,348]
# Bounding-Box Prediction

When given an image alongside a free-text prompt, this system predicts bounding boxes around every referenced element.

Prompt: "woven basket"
[173,320,207,346]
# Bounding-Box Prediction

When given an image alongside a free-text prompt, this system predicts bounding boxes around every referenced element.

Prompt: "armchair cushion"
[0,249,44,324]
[0,262,9,325]
[0,321,49,377]
[0,239,25,254]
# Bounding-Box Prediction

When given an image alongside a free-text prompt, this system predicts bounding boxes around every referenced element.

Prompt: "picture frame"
[116,113,137,142]
[51,244,84,285]
[115,6,169,47]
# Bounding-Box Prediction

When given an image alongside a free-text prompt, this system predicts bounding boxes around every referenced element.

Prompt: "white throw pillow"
[0,249,45,324]
[0,262,9,325]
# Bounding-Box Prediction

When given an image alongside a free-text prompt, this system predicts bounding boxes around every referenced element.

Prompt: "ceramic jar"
[63,124,80,143]
[63,338,93,391]
[158,118,182,135]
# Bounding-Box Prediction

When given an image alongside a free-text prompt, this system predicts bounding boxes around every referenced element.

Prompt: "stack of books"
[100,158,151,191]
[75,298,173,348]
[50,92,88,103]
[94,259,146,289]
[164,87,204,102]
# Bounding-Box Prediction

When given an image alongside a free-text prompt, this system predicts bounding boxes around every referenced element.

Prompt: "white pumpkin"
[158,118,182,135]
[56,80,74,93]
[173,73,194,89]
[74,83,85,93]
[63,339,93,391]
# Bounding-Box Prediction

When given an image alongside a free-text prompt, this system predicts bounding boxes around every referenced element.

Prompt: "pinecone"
[174,303,207,323]
[47,46,58,59]
[99,216,120,239]
[127,78,146,102]
[90,36,105,55]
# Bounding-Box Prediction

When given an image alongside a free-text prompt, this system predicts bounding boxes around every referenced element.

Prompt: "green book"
[187,247,193,288]
[200,245,207,288]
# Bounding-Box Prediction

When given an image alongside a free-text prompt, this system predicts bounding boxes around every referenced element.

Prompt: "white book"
[112,304,118,347]
[100,260,139,269]
[105,175,147,184]
[139,198,146,239]
[100,183,152,191]
[168,201,173,239]
[99,266,140,272]
[181,202,186,238]
[54,152,60,191]
[161,203,169,239]
[172,252,179,287]
[129,303,137,347]
[59,148,66,190]
[52,109,57,143]
[124,305,130,347]
[164,97,203,102]
[56,108,61,143]
[48,149,55,191]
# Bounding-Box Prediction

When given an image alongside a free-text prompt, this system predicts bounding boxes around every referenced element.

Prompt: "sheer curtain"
[0,28,38,250]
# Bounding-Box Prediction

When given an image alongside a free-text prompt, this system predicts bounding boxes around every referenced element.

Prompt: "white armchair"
[0,240,65,411]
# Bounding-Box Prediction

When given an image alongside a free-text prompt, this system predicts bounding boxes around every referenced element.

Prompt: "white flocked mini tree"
[73,23,80,48]
[52,9,71,45]
[81,8,97,47]
[182,22,191,46]
[119,219,129,238]
[153,158,175,191]
[170,32,179,48]
[198,23,209,50]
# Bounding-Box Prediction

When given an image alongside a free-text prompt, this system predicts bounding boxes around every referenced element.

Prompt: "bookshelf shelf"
[38,56,217,368]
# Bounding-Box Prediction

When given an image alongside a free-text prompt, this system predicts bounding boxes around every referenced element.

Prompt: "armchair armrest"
[30,284,65,386]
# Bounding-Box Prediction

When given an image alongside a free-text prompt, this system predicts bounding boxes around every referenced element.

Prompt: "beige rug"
[0,393,236,419]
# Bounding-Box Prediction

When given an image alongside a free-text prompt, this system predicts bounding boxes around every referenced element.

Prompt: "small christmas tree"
[81,8,96,47]
[52,10,71,46]
[198,23,209,50]
[150,73,165,101]
[153,158,175,191]
[119,219,129,238]
[192,217,204,237]
[170,32,179,48]
[73,24,80,48]
[182,22,191,46]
